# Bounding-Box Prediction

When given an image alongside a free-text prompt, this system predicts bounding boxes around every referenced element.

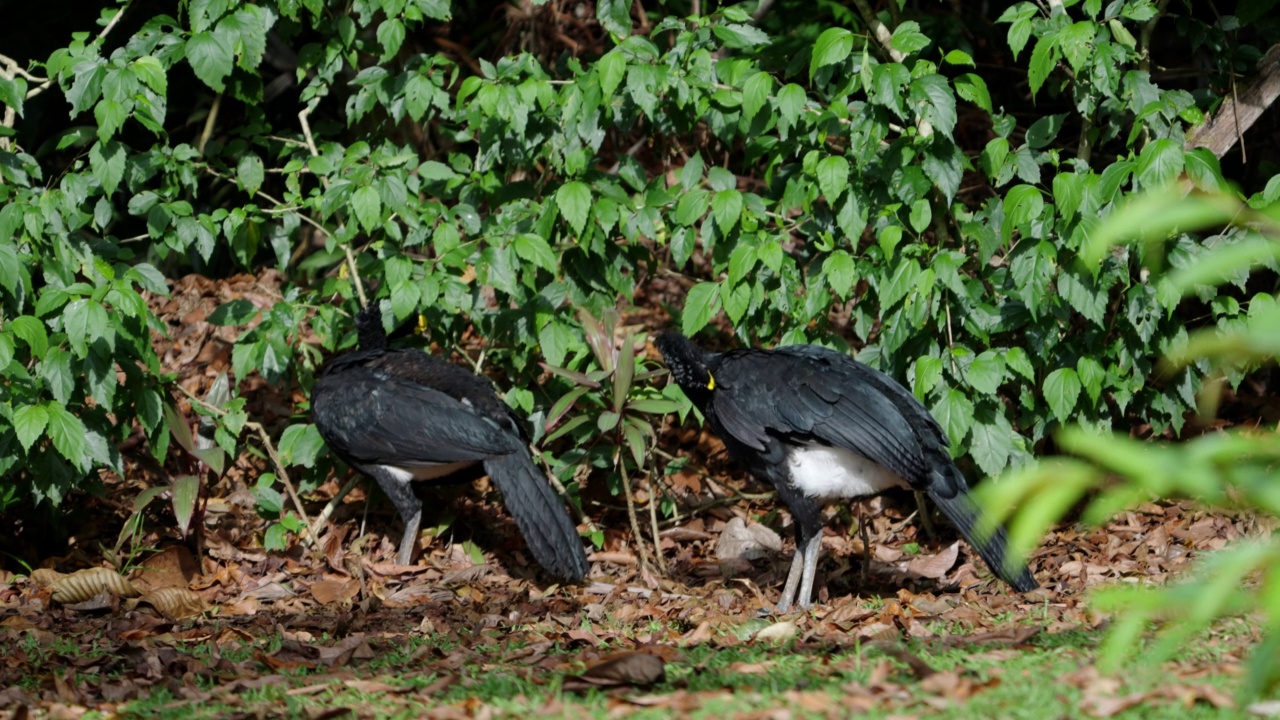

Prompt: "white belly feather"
[786,445,908,498]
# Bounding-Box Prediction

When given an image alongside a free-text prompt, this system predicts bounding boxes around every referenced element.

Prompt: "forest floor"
[0,274,1273,719]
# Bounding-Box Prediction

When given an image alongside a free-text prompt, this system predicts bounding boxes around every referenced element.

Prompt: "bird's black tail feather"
[484,450,589,582]
[927,478,1037,592]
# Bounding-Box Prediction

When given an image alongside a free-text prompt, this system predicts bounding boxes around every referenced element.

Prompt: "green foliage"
[980,184,1280,699]
[1,0,1276,554]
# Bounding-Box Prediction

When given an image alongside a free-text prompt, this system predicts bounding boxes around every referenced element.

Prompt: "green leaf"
[815,155,849,203]
[908,199,931,234]
[775,83,807,132]
[598,50,626,97]
[966,350,1007,394]
[1053,172,1084,219]
[513,233,556,271]
[376,18,406,62]
[889,21,930,55]
[913,355,944,400]
[89,140,126,195]
[208,299,259,326]
[682,282,721,336]
[597,410,621,433]
[810,28,854,79]
[557,181,592,236]
[720,281,750,324]
[824,250,856,300]
[9,316,47,357]
[279,423,325,468]
[711,189,743,236]
[1043,367,1082,422]
[1026,34,1058,97]
[185,31,234,91]
[39,348,74,406]
[931,388,975,446]
[674,188,711,227]
[1005,347,1035,381]
[352,185,382,232]
[954,73,992,113]
[172,475,200,536]
[1076,356,1105,405]
[943,49,975,66]
[597,0,632,37]
[14,403,49,452]
[237,154,265,196]
[970,414,1014,476]
[713,23,771,49]
[1059,21,1095,72]
[1136,138,1185,189]
[727,245,758,286]
[46,401,88,468]
[741,71,773,122]
[1025,114,1065,150]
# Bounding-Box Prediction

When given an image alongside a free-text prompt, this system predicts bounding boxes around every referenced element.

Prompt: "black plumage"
[656,331,1037,611]
[310,306,589,581]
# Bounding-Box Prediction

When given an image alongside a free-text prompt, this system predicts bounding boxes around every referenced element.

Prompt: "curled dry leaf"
[754,620,799,642]
[715,517,782,561]
[563,651,666,692]
[137,587,207,619]
[50,567,139,604]
[30,569,65,588]
[904,541,960,580]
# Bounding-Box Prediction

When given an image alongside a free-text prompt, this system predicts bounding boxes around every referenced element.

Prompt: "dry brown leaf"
[50,567,139,604]
[136,587,207,619]
[309,579,361,605]
[342,679,409,694]
[30,569,64,587]
[715,517,782,561]
[905,542,960,580]
[129,546,199,594]
[755,620,798,642]
[563,651,666,691]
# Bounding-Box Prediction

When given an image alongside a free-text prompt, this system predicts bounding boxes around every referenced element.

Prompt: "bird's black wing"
[709,345,938,484]
[312,364,521,469]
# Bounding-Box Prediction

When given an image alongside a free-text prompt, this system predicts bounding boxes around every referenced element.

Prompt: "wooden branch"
[1186,44,1280,160]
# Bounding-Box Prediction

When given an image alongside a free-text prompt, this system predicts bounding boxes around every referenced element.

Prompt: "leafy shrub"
[0,1,1275,549]
[981,180,1280,698]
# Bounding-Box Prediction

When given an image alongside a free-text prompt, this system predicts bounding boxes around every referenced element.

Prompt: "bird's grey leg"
[915,490,936,541]
[368,465,423,565]
[794,532,823,610]
[776,547,806,613]
[859,504,871,582]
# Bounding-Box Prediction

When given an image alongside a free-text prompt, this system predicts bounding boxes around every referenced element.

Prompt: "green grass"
[57,619,1251,720]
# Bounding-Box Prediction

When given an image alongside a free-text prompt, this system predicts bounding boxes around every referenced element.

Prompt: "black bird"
[656,332,1037,611]
[310,305,589,581]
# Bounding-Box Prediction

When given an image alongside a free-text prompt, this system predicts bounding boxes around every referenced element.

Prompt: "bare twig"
[1138,0,1172,74]
[1186,43,1280,159]
[307,470,360,540]
[197,94,221,154]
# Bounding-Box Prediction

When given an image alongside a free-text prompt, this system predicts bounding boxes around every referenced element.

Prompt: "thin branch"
[197,94,221,155]
[307,470,360,540]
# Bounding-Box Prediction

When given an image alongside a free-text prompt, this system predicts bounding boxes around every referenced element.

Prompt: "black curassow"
[656,331,1037,611]
[310,305,589,581]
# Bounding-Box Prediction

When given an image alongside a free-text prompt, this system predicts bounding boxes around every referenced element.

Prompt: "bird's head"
[655,331,717,406]
[354,304,389,351]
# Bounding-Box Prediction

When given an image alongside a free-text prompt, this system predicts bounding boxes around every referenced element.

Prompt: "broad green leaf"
[1005,346,1035,381]
[1076,356,1105,405]
[824,250,856,300]
[970,414,1015,476]
[1043,367,1082,422]
[775,83,807,132]
[376,18,406,62]
[597,0,632,37]
[913,355,944,400]
[46,401,88,468]
[720,281,750,324]
[810,28,854,79]
[741,71,772,122]
[352,185,381,232]
[185,31,234,91]
[1027,34,1058,96]
[727,244,758,286]
[889,21,930,55]
[89,140,126,195]
[815,155,849,203]
[208,299,259,326]
[954,73,992,113]
[711,189,743,235]
[557,181,593,236]
[39,348,74,406]
[931,387,975,447]
[1136,138,1185,189]
[908,199,931,234]
[279,423,325,468]
[1059,21,1095,72]
[713,23,771,49]
[14,403,49,452]
[1053,171,1084,219]
[9,316,47,357]
[967,350,1007,394]
[1026,114,1066,149]
[598,50,626,96]
[237,154,265,196]
[513,233,556,271]
[682,282,721,336]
